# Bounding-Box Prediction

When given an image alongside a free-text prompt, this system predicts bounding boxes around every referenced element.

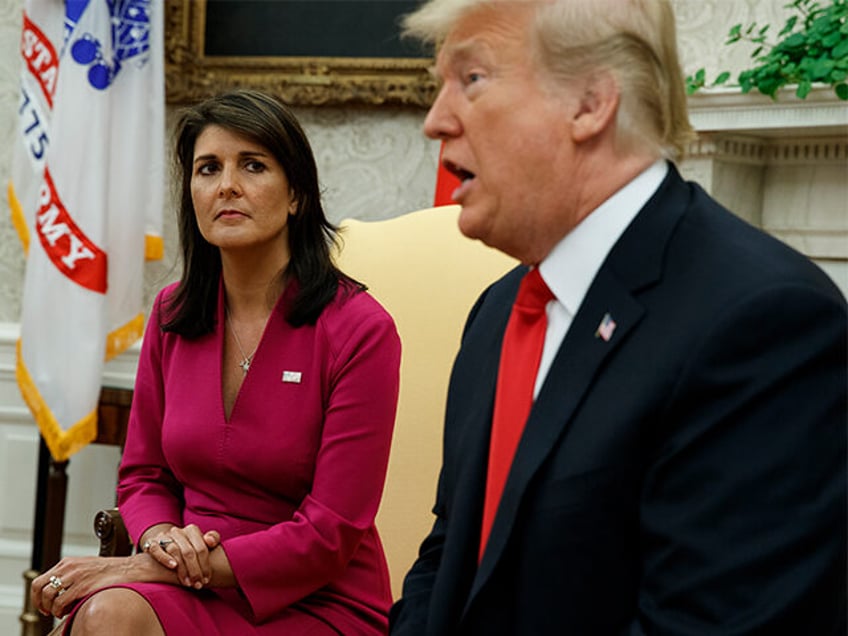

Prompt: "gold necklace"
[226,309,257,374]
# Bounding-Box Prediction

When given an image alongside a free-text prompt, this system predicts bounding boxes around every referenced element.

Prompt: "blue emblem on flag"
[69,0,152,90]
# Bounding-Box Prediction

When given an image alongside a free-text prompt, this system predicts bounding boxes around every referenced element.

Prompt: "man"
[390,1,847,634]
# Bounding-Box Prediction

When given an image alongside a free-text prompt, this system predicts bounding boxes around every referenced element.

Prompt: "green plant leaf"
[811,57,836,79]
[738,70,755,92]
[822,31,842,47]
[685,67,707,95]
[796,79,812,98]
[832,38,848,59]
[810,14,836,37]
[780,32,808,49]
[714,71,732,85]
[762,62,782,76]
[835,82,848,99]
[757,77,783,97]
[779,15,799,37]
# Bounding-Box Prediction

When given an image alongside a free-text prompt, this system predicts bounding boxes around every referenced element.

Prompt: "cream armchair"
[335,205,516,596]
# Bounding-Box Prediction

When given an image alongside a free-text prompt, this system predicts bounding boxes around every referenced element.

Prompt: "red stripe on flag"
[36,168,108,293]
[434,141,461,206]
[21,11,58,108]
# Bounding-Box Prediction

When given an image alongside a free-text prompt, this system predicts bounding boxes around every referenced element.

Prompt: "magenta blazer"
[117,280,401,632]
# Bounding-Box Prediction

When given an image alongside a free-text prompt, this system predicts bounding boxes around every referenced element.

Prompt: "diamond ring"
[48,575,64,590]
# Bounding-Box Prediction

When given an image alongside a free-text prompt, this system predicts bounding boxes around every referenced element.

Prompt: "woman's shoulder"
[317,281,398,339]
[330,281,393,322]
[315,283,400,365]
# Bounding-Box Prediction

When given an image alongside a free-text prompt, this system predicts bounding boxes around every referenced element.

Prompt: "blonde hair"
[403,0,695,160]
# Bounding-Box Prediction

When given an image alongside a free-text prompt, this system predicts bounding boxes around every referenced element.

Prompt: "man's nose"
[423,85,461,140]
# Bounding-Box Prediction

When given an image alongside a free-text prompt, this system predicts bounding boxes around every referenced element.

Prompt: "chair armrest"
[94,508,133,557]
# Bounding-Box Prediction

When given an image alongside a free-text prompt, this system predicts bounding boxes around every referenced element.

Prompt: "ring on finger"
[56,588,66,598]
[158,538,174,550]
[48,576,64,590]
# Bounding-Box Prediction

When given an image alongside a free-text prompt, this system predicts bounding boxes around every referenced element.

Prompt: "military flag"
[9,0,164,461]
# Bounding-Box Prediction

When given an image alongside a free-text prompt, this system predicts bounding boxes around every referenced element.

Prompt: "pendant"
[239,358,251,373]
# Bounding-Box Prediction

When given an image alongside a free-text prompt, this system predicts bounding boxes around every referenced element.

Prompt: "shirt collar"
[539,160,668,316]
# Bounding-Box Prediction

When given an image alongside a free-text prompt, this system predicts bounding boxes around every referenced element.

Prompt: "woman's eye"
[245,160,266,173]
[196,162,218,176]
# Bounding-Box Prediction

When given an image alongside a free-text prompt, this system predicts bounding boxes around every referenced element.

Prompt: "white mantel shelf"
[679,85,847,272]
[688,85,848,138]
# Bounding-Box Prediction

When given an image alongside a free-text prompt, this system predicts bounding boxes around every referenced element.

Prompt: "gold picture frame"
[164,0,436,107]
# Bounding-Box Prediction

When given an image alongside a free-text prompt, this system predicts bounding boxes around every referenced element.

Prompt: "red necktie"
[479,267,554,561]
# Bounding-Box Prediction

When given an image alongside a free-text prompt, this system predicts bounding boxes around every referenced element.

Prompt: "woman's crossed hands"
[140,523,221,589]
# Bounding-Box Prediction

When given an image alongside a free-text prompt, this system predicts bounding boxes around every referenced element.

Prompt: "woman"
[32,89,401,635]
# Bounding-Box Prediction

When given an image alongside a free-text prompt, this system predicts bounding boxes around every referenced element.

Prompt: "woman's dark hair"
[161,89,362,337]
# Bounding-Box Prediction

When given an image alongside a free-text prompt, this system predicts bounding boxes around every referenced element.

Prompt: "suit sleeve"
[628,283,847,635]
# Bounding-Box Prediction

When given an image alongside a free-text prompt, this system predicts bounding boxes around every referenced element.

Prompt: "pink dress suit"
[91,280,400,634]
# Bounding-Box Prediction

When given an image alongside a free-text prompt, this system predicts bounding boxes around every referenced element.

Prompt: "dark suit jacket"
[390,164,847,635]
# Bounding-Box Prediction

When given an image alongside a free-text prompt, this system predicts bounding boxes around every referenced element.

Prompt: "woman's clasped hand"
[139,524,222,589]
[32,523,223,618]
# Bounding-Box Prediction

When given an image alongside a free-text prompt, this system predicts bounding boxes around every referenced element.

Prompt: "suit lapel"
[468,270,644,598]
[464,164,691,609]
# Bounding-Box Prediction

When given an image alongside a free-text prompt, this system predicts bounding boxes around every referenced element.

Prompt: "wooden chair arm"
[94,508,132,557]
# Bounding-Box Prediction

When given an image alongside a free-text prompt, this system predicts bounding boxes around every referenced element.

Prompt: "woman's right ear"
[287,185,299,215]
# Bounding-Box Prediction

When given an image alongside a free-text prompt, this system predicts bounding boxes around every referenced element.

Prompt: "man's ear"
[571,71,619,143]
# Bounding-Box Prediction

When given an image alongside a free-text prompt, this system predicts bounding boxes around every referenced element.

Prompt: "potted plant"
[686,0,848,100]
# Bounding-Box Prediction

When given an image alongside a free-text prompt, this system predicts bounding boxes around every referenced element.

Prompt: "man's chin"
[457,205,487,241]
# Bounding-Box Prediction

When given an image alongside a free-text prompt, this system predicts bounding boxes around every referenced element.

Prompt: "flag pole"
[20,437,68,636]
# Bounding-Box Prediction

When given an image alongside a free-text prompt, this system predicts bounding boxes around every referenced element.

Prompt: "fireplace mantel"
[679,86,847,273]
[688,85,848,138]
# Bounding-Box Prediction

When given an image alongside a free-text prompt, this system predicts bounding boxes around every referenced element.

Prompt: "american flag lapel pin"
[282,370,302,384]
[595,312,617,342]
